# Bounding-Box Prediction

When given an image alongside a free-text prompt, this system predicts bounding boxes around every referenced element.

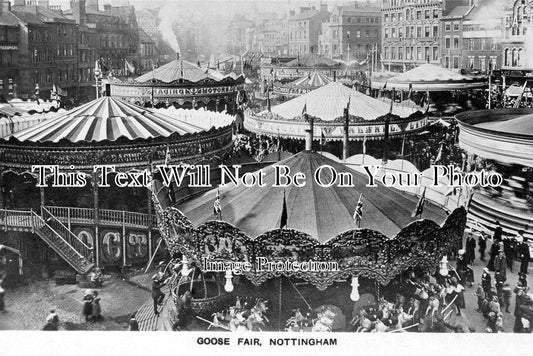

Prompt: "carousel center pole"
[278,276,282,331]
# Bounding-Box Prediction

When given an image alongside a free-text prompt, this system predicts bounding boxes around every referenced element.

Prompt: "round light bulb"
[350,276,360,302]
[224,270,234,293]
[181,256,191,277]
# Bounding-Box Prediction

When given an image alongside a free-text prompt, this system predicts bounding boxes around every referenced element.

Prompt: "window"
[468,56,475,69]
[445,23,451,31]
[385,28,389,38]
[405,26,410,37]
[433,25,438,37]
[416,26,422,37]
[406,47,411,60]
[453,37,459,49]
[480,56,486,72]
[425,10,430,19]
[433,9,439,18]
[453,56,459,69]
[425,26,430,37]
[416,11,422,20]
[453,22,460,31]
[417,46,422,60]
[433,47,438,61]
[445,37,451,49]
[445,56,450,68]
[356,30,361,38]
[424,47,430,61]
[398,27,403,38]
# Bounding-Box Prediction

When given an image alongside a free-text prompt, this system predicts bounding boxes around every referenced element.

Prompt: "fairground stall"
[456,108,533,241]
[0,95,234,278]
[147,147,467,332]
[109,55,245,114]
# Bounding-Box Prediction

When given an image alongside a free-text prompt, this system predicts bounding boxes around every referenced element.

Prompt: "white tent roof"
[268,82,418,121]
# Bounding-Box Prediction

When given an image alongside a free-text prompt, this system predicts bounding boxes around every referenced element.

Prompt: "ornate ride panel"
[154,199,467,290]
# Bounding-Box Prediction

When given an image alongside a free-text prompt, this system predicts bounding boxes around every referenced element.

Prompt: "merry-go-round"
[147,141,468,332]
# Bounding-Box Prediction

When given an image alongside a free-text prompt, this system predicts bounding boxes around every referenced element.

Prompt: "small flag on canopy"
[353,193,363,227]
[280,190,288,229]
[302,101,307,116]
[164,145,171,165]
[412,187,426,218]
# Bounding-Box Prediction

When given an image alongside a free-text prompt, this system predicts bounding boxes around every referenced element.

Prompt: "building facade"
[0,1,20,101]
[288,4,330,56]
[381,0,470,71]
[325,4,381,61]
[12,0,78,101]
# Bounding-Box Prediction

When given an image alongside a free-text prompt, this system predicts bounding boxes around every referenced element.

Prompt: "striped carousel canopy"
[269,82,419,121]
[9,96,205,143]
[290,71,333,87]
[135,58,242,84]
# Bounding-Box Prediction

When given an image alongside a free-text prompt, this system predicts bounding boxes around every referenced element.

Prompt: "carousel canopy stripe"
[267,82,418,121]
[9,97,206,143]
[290,71,333,87]
[374,63,487,91]
[285,53,342,68]
[456,109,533,167]
[475,112,533,135]
[135,59,243,84]
[178,151,446,242]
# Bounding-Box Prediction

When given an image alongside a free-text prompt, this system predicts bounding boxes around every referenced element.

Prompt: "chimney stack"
[176,52,180,60]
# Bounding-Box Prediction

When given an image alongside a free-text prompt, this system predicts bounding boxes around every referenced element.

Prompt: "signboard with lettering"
[111,84,238,99]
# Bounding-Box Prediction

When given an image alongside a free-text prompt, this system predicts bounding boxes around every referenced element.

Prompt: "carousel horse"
[311,307,337,332]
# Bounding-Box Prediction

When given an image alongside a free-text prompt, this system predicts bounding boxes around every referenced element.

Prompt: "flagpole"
[357,193,362,228]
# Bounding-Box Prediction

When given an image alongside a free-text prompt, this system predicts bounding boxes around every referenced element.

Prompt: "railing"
[0,209,34,229]
[43,206,157,228]
[41,207,92,259]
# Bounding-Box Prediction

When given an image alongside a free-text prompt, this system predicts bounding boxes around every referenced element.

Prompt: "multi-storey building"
[442,1,502,73]
[137,28,159,72]
[0,0,20,101]
[12,0,78,100]
[226,14,255,55]
[381,0,470,71]
[325,4,381,61]
[255,16,289,56]
[288,4,330,56]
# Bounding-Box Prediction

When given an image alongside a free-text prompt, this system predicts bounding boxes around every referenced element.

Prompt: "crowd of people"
[232,134,283,162]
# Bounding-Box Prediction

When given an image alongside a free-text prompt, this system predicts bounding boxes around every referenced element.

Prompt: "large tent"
[245,82,428,140]
[285,53,342,68]
[9,96,205,143]
[135,58,243,84]
[269,81,419,121]
[371,63,487,91]
[178,151,446,242]
[272,71,333,97]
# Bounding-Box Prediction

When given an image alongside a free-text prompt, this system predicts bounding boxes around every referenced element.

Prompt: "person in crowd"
[465,233,476,265]
[474,283,485,312]
[518,235,530,275]
[494,247,507,298]
[478,233,487,262]
[518,273,528,289]
[152,274,165,316]
[172,290,194,331]
[42,310,59,331]
[487,222,503,271]
[481,268,492,295]
[89,267,103,288]
[450,277,465,316]
[513,282,529,332]
[129,312,139,331]
[0,278,5,312]
[82,290,94,322]
[90,292,102,322]
[504,235,517,273]
[502,283,512,313]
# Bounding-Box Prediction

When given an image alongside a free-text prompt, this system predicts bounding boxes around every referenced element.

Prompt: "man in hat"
[152,274,165,316]
[487,222,502,271]
[456,249,468,284]
[481,268,492,296]
[478,233,487,261]
[518,234,530,275]
[42,309,59,330]
[465,233,476,265]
